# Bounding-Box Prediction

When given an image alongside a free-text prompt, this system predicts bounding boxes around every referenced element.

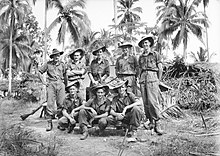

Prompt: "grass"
[0,97,219,156]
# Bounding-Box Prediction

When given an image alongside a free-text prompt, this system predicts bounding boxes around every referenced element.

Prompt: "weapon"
[20,101,47,120]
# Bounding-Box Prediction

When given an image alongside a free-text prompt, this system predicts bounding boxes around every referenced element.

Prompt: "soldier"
[78,84,111,140]
[67,48,86,100]
[138,36,164,135]
[58,81,85,133]
[38,48,67,131]
[109,79,143,142]
[115,42,139,96]
[88,44,110,86]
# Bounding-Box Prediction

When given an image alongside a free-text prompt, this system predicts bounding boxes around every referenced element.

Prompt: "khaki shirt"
[138,51,162,83]
[85,97,111,115]
[62,94,83,114]
[111,92,136,113]
[88,58,110,81]
[39,61,66,82]
[115,55,138,76]
[67,60,86,81]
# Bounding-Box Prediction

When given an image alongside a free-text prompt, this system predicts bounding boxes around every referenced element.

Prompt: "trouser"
[108,106,142,129]
[140,81,161,122]
[58,113,79,128]
[46,81,65,118]
[78,109,108,130]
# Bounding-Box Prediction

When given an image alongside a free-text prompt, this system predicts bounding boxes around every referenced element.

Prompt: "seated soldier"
[108,79,143,142]
[78,84,111,140]
[58,81,85,133]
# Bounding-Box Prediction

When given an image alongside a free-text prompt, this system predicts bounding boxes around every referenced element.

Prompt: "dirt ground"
[0,98,220,156]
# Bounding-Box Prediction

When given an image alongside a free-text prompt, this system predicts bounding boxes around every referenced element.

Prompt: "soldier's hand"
[69,118,76,124]
[71,110,75,117]
[116,113,124,120]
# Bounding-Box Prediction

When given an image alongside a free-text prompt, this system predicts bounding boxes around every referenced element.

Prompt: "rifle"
[20,101,47,121]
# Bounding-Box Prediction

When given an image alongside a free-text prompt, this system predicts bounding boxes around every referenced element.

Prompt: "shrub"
[0,124,58,156]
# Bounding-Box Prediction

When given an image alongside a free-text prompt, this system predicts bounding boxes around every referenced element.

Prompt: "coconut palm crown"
[46,0,91,48]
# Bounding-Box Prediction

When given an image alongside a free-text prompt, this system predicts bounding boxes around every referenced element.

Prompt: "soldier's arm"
[37,63,47,86]
[157,62,163,81]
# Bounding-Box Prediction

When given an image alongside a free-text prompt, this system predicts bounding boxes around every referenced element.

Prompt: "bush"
[0,124,58,156]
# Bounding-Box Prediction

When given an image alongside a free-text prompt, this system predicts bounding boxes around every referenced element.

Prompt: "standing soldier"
[138,36,164,135]
[67,48,86,100]
[38,48,67,131]
[115,42,139,96]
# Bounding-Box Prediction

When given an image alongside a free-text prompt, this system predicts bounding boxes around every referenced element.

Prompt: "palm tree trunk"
[183,43,187,63]
[204,7,209,62]
[41,0,48,101]
[44,0,47,64]
[113,0,118,51]
[8,14,15,95]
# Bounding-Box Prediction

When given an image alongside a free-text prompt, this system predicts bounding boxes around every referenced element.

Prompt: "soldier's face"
[52,54,60,61]
[96,88,105,99]
[142,40,151,49]
[122,46,130,54]
[96,49,103,58]
[69,86,78,95]
[119,84,127,94]
[74,52,81,61]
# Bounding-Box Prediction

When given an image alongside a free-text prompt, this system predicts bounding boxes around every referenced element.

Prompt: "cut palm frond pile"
[162,60,220,111]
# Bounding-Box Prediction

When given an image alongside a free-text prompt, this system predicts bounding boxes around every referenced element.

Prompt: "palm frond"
[67,19,80,44]
[172,30,181,50]
[46,17,61,34]
[57,20,66,45]
[160,104,185,119]
[131,7,142,13]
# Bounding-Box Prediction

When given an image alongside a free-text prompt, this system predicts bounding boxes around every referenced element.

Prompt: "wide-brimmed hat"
[49,48,64,58]
[90,83,109,95]
[66,81,80,91]
[69,48,85,60]
[108,79,128,90]
[138,36,154,48]
[92,44,106,56]
[118,42,133,49]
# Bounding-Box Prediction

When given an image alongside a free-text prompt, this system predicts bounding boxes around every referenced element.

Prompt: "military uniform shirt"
[115,55,138,75]
[39,61,66,81]
[67,60,86,81]
[111,92,136,113]
[138,51,162,83]
[85,97,111,115]
[88,58,110,81]
[62,93,83,114]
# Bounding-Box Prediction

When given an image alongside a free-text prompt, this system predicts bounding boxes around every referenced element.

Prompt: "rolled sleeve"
[38,63,48,74]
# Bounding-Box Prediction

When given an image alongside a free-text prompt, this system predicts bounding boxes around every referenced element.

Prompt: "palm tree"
[0,0,30,94]
[115,0,142,35]
[159,0,208,62]
[46,0,90,50]
[190,47,207,62]
[31,0,61,64]
[0,27,32,74]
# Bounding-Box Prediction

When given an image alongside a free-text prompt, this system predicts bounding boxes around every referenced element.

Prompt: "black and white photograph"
[0,0,220,155]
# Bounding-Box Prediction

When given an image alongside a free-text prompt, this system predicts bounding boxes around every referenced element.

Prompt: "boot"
[80,125,88,140]
[46,119,53,131]
[67,124,75,133]
[154,121,164,136]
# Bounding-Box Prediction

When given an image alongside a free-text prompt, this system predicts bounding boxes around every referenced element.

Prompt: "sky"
[32,0,220,63]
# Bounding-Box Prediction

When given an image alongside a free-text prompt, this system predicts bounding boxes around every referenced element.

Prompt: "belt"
[117,73,136,76]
